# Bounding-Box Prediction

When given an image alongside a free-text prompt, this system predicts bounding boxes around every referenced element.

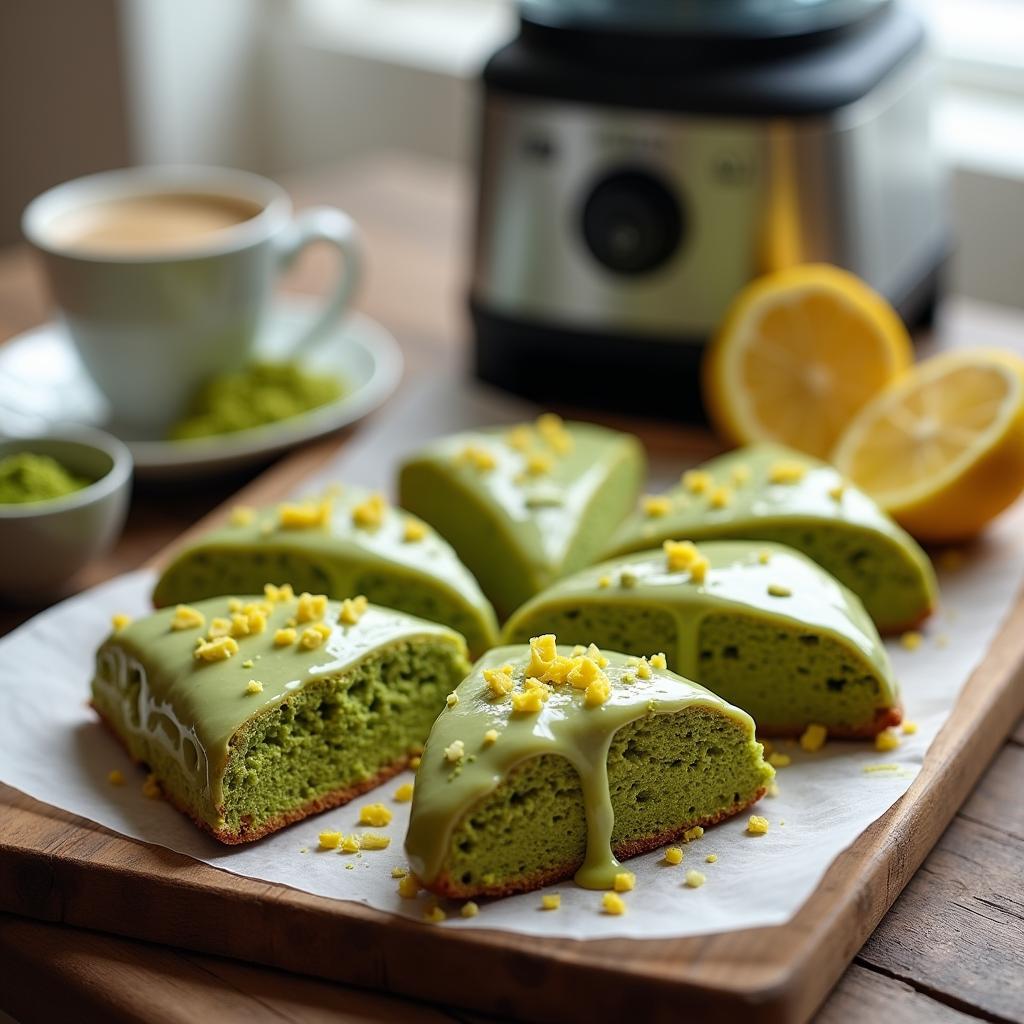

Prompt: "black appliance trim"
[471,242,946,424]
[483,3,924,118]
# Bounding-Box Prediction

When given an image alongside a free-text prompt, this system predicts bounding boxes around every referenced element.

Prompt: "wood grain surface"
[1,155,1022,1024]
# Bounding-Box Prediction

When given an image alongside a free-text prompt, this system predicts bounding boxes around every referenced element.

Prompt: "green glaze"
[91,595,468,834]
[503,541,898,734]
[0,452,88,504]
[398,420,645,620]
[152,486,498,656]
[605,443,938,633]
[405,645,771,890]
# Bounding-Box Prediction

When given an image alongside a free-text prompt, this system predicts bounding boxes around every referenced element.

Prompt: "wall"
[0,0,130,244]
[117,0,1024,310]
[119,0,266,169]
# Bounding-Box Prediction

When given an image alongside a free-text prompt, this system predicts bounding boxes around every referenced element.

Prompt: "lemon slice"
[703,264,912,457]
[833,349,1024,541]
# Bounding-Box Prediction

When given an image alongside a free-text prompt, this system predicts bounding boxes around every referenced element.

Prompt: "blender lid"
[517,0,892,40]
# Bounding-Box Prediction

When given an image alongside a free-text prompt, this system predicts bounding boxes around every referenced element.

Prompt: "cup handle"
[274,206,363,357]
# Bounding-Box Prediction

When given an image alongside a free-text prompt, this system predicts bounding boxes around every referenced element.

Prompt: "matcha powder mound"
[0,453,89,504]
[171,362,345,440]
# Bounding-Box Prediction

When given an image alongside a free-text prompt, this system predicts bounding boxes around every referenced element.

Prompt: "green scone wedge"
[405,636,773,899]
[503,541,900,738]
[605,443,937,634]
[92,592,470,843]
[398,414,645,620]
[152,487,498,657]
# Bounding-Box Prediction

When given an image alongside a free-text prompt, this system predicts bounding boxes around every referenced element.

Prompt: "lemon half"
[703,264,912,458]
[832,349,1024,541]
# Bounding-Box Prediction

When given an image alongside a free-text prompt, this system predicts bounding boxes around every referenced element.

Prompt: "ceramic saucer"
[0,297,403,479]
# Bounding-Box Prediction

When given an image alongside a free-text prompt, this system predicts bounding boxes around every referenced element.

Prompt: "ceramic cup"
[22,166,362,431]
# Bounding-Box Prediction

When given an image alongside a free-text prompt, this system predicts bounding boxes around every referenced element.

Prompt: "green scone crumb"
[170,361,344,440]
[405,639,773,899]
[90,594,470,843]
[0,452,89,504]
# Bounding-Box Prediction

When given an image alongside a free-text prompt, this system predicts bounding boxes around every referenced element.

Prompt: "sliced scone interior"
[405,639,773,899]
[218,636,464,840]
[152,487,498,656]
[438,707,770,898]
[604,442,937,633]
[501,540,899,737]
[91,592,470,843]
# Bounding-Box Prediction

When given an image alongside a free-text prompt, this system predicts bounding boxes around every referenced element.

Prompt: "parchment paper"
[1,377,1020,939]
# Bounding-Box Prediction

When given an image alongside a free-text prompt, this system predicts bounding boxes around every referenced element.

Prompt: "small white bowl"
[0,428,132,600]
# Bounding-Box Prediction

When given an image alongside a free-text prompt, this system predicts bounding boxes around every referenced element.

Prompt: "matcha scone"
[92,590,470,843]
[405,636,773,899]
[503,541,899,737]
[398,414,645,620]
[605,443,937,634]
[152,487,498,656]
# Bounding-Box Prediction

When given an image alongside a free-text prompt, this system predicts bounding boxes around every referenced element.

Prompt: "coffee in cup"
[46,193,265,257]
[23,167,362,432]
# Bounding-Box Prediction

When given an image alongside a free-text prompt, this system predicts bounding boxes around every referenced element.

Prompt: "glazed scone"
[405,637,773,899]
[152,487,498,656]
[605,443,937,634]
[398,415,645,619]
[91,591,470,843]
[503,541,900,737]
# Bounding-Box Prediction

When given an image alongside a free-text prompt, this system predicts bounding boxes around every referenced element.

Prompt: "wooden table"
[1,155,1021,1024]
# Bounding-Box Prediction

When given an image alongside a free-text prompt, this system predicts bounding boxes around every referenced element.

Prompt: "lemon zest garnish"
[602,892,626,915]
[799,723,828,752]
[194,636,239,662]
[642,494,672,518]
[264,582,295,603]
[875,729,901,752]
[456,445,497,472]
[170,605,204,631]
[901,630,923,651]
[229,505,256,526]
[279,499,332,529]
[274,627,297,647]
[351,492,388,529]
[318,830,342,850]
[681,469,712,494]
[338,594,369,625]
[398,873,421,898]
[403,518,427,542]
[768,460,807,484]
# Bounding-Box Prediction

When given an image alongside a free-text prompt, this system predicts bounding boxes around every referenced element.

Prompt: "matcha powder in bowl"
[0,452,89,504]
[170,362,345,441]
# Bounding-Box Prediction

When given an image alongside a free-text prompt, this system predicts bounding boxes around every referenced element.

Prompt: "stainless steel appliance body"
[470,0,948,420]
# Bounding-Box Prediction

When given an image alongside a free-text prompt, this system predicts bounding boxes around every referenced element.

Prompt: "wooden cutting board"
[2,431,1023,1024]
